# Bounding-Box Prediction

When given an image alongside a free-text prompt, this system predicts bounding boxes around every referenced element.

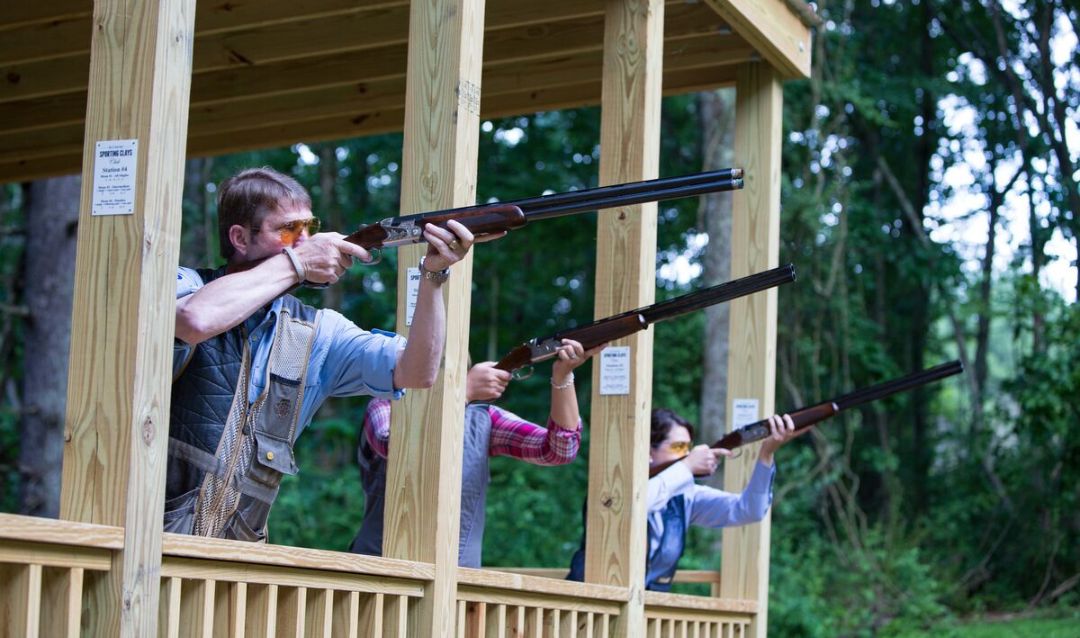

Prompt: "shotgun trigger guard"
[379,217,425,246]
[360,248,382,265]
[512,366,534,381]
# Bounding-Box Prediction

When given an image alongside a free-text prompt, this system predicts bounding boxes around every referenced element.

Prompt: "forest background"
[1,1,1077,635]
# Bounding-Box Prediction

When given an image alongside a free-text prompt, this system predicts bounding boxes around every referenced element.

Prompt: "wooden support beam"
[704,0,813,79]
[719,62,783,638]
[585,0,665,636]
[57,0,196,635]
[380,0,485,636]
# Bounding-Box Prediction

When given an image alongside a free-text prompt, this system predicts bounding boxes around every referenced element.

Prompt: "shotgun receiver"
[342,168,744,249]
[493,264,796,375]
[649,360,965,477]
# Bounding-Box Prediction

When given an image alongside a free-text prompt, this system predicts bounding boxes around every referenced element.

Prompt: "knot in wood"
[142,417,155,446]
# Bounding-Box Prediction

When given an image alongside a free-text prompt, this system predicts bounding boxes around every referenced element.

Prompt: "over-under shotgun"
[343,168,744,248]
[650,360,965,477]
[493,264,796,374]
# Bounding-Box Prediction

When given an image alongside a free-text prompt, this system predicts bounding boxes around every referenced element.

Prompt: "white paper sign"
[731,398,760,430]
[405,267,420,326]
[92,139,138,215]
[598,346,631,395]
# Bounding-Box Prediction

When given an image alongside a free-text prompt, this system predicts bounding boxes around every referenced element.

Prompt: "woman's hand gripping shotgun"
[649,360,965,478]
[492,264,797,378]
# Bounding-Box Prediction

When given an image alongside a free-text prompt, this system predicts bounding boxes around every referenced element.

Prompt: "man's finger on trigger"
[336,240,371,262]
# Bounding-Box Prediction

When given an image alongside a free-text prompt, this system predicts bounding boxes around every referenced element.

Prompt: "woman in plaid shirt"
[349,338,603,566]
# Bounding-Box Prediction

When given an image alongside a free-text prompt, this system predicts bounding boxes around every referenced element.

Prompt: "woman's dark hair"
[650,408,694,449]
[216,167,312,260]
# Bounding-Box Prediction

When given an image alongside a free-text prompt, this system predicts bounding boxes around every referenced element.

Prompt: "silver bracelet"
[551,372,574,389]
[282,246,305,282]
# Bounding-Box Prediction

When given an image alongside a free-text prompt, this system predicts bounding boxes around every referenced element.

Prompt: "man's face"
[651,424,692,466]
[237,206,319,262]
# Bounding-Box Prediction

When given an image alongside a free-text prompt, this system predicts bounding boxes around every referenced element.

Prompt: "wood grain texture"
[457,568,629,603]
[585,1,665,637]
[703,0,812,78]
[0,513,123,549]
[380,0,486,636]
[162,532,434,581]
[160,557,425,597]
[719,62,783,638]
[56,0,196,636]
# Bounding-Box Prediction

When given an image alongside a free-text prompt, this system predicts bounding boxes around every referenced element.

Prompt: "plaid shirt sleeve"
[486,405,582,465]
[363,399,393,458]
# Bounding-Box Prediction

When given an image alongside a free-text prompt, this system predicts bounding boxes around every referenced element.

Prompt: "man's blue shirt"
[174,267,406,436]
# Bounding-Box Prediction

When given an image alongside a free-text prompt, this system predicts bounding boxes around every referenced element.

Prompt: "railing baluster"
[384,593,408,637]
[359,592,384,637]
[24,563,42,637]
[245,583,278,637]
[332,590,360,638]
[485,602,506,638]
[559,609,578,638]
[201,579,217,637]
[544,608,560,638]
[67,567,84,638]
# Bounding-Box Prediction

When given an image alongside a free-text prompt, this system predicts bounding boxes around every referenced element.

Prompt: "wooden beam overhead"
[0,43,745,183]
[1,0,709,105]
[0,0,812,184]
[704,0,812,78]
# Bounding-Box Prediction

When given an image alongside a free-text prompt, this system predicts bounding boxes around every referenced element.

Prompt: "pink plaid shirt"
[363,399,582,465]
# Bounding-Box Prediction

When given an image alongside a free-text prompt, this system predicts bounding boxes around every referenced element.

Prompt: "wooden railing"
[159,534,433,637]
[0,513,122,637]
[0,515,757,637]
[457,567,627,637]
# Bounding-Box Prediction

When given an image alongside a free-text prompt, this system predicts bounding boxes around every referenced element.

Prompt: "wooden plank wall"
[584,0,665,635]
[381,0,487,635]
[57,0,196,635]
[719,61,784,638]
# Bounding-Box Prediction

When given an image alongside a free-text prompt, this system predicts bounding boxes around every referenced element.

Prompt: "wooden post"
[584,0,664,635]
[57,0,196,635]
[381,0,486,635]
[719,62,783,638]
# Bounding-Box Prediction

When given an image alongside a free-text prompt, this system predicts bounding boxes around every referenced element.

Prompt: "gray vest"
[351,404,492,567]
[166,279,318,541]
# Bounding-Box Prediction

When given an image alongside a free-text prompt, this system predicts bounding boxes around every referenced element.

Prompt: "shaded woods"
[0,1,1076,634]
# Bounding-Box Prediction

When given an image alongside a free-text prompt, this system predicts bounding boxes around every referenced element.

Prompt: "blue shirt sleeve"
[313,309,407,400]
[686,460,775,529]
[173,267,204,377]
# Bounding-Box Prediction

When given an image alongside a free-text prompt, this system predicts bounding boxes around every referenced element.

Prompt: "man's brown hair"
[217,167,311,260]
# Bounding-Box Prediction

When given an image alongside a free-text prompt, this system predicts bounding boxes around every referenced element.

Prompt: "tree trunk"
[972,185,1001,434]
[19,174,81,517]
[319,144,343,311]
[697,88,734,490]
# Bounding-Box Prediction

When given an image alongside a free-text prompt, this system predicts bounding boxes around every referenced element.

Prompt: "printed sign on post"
[92,139,138,216]
[598,346,631,395]
[731,398,760,430]
[405,267,420,326]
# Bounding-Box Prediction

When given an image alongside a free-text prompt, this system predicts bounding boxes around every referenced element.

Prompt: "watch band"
[419,256,450,284]
[282,246,306,283]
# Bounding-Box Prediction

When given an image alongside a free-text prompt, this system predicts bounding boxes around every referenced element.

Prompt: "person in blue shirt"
[167,166,476,541]
[567,407,798,590]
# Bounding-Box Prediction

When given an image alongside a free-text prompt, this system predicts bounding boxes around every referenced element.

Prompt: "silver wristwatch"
[418,256,450,284]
